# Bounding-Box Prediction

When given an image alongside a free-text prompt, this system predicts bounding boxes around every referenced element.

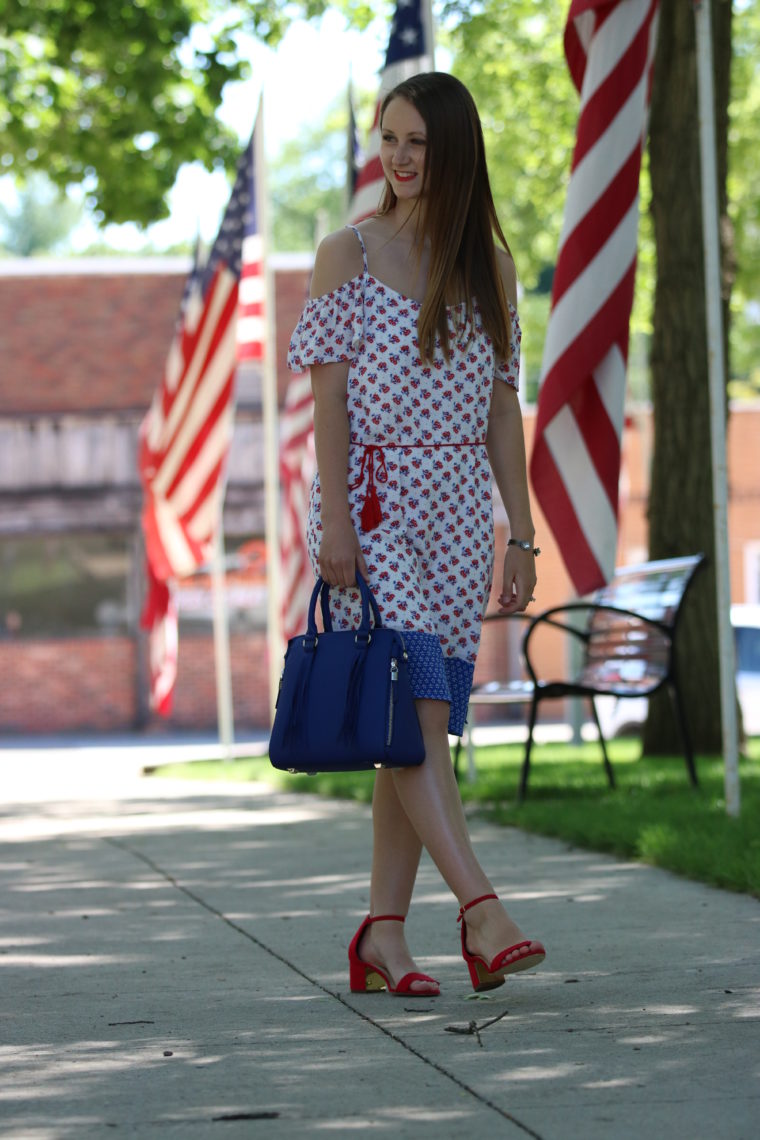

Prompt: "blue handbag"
[269,572,425,774]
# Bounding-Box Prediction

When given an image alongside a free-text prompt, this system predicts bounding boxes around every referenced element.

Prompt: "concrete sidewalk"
[0,743,758,1139]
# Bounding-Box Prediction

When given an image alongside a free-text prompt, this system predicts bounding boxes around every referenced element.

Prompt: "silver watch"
[508,538,541,556]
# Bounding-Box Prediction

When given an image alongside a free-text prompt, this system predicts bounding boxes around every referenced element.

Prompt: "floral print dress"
[287,226,521,735]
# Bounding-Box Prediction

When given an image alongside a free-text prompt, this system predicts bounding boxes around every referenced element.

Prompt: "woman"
[288,72,545,996]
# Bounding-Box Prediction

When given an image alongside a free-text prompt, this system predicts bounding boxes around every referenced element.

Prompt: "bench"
[454,553,707,800]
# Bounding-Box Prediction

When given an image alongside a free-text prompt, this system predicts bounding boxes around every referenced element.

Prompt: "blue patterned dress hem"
[402,630,474,737]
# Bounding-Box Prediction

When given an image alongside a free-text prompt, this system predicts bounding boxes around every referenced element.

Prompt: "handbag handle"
[307,570,382,638]
[318,579,380,631]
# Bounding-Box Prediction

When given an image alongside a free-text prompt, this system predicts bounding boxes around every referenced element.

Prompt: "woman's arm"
[311,361,369,587]
[309,229,368,588]
[487,382,536,612]
[486,250,537,613]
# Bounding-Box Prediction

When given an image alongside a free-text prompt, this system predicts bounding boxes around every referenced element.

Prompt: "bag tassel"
[283,649,316,749]
[339,648,369,745]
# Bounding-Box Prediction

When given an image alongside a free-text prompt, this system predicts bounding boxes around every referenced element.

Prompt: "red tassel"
[350,444,387,531]
[360,485,383,531]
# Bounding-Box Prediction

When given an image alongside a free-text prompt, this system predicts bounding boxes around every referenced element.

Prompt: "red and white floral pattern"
[287,231,521,729]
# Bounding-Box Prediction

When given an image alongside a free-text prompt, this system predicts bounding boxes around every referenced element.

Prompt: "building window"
[0,534,131,636]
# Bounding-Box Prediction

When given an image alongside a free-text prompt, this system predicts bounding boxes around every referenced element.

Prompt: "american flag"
[348,0,434,223]
[530,0,659,596]
[139,108,265,714]
[279,371,317,642]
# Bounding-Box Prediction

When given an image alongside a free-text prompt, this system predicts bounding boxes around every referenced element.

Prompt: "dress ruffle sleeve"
[494,305,521,391]
[287,276,365,371]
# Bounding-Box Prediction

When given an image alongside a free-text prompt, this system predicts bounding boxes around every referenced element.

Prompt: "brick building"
[0,255,310,734]
[1,257,758,736]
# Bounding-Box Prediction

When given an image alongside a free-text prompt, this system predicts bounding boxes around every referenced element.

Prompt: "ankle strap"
[367,913,405,924]
[458,893,498,923]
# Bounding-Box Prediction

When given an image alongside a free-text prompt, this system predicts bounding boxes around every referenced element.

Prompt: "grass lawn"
[148,737,760,898]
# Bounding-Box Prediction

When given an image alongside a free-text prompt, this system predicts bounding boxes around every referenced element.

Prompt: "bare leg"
[370,769,423,916]
[358,770,438,994]
[389,699,544,968]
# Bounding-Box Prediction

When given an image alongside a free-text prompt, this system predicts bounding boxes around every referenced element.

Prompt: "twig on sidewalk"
[444,1008,509,1047]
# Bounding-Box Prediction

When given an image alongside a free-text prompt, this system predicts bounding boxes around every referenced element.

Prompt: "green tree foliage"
[0,173,82,255]
[444,0,576,400]
[0,0,374,226]
[446,0,660,400]
[270,103,349,253]
[727,0,760,391]
[269,84,377,253]
[445,0,576,290]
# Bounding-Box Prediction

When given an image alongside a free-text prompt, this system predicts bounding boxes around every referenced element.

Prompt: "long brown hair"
[378,72,513,363]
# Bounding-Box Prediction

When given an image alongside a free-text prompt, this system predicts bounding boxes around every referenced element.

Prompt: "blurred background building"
[0,255,309,734]
[1,257,758,736]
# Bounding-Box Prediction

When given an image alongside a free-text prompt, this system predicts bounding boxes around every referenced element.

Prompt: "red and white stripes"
[140,263,238,583]
[279,371,317,643]
[530,0,659,595]
[139,112,265,714]
[238,233,265,361]
[138,261,239,714]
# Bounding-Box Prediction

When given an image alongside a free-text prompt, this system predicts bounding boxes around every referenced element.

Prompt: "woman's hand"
[318,516,370,588]
[496,545,537,614]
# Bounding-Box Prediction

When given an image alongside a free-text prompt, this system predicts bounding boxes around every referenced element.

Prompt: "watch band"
[508,538,541,556]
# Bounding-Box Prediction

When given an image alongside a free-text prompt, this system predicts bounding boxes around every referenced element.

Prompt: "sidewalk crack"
[107,837,545,1140]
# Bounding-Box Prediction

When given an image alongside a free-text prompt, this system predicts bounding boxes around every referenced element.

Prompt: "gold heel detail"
[364,969,387,992]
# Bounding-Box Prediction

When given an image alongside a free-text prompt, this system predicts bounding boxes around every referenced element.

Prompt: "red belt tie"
[349,439,486,533]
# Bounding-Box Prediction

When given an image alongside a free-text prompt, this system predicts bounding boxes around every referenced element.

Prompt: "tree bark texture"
[645,0,733,755]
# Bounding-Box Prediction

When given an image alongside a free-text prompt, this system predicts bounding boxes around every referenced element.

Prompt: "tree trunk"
[645,0,733,755]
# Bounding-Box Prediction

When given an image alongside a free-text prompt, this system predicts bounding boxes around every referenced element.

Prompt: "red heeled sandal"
[458,893,546,992]
[348,914,440,997]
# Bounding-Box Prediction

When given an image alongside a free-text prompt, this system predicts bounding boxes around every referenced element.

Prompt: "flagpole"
[693,0,740,817]
[346,72,356,219]
[258,92,283,723]
[423,0,436,67]
[210,523,235,758]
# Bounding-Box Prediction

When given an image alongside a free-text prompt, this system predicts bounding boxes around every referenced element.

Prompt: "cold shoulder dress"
[287,226,521,736]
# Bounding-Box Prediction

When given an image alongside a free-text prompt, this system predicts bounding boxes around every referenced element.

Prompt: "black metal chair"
[454,553,707,800]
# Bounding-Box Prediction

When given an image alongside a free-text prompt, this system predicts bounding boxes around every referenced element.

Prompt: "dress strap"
[346,224,369,276]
